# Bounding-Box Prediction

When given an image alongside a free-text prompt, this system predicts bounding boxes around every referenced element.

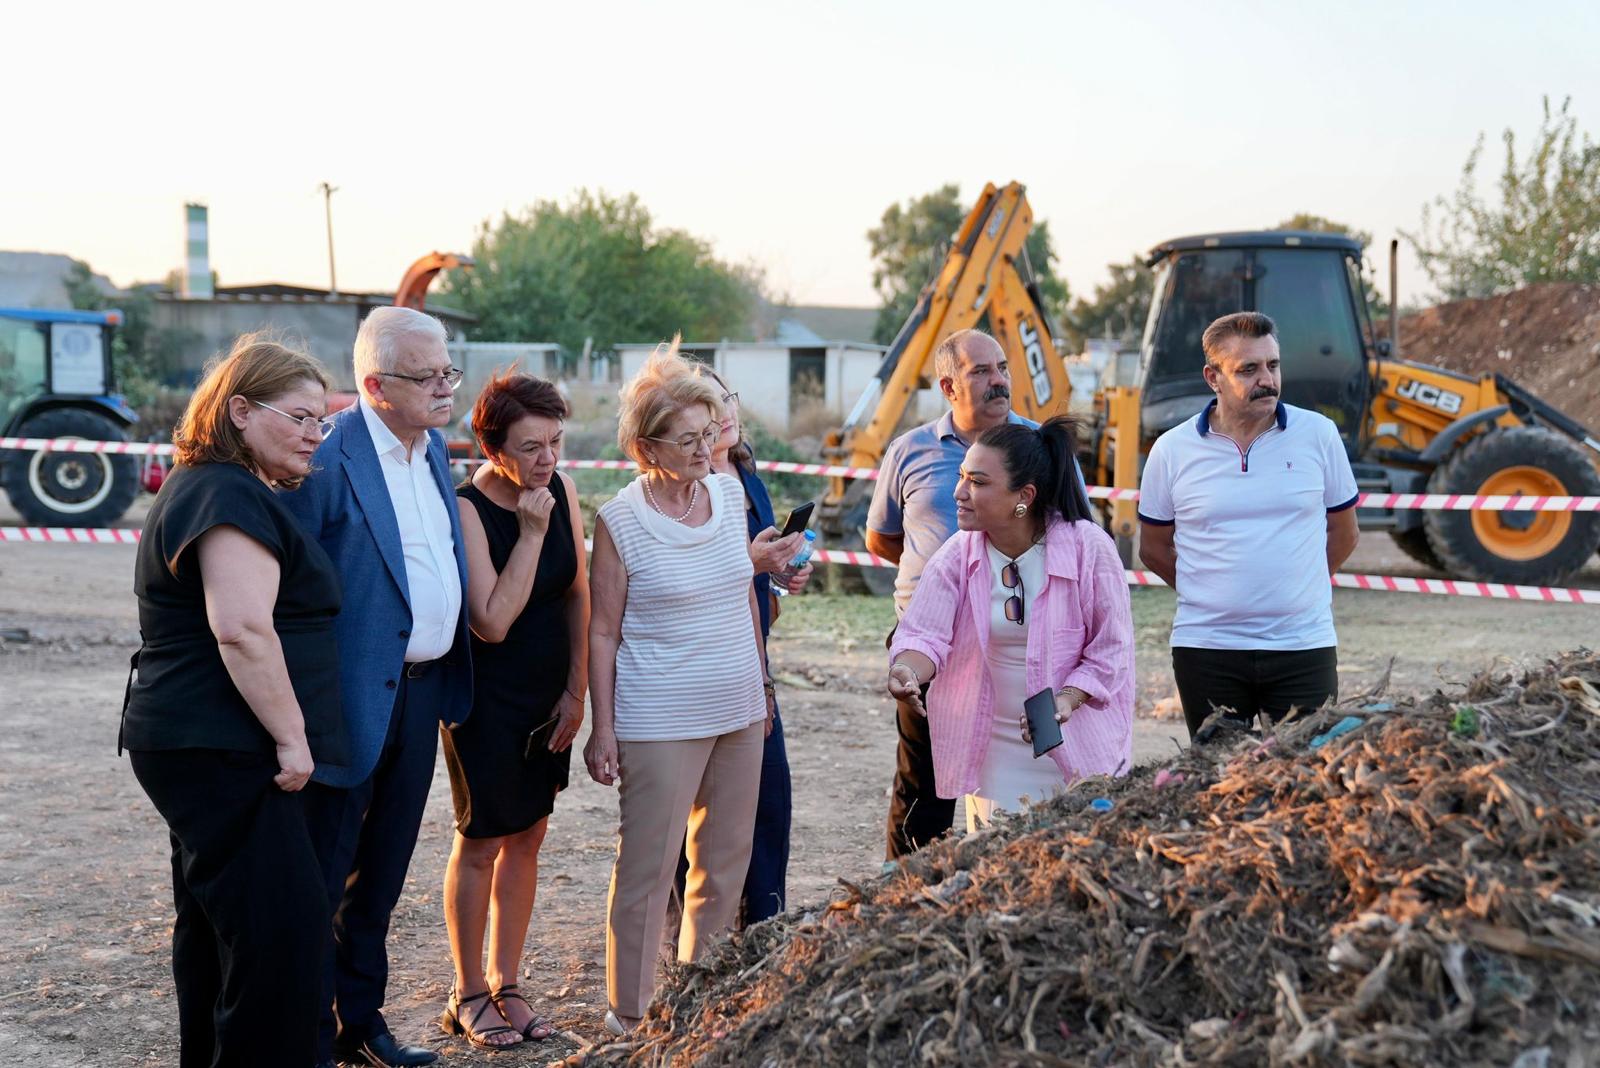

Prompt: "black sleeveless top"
[122,461,346,761]
[442,476,578,836]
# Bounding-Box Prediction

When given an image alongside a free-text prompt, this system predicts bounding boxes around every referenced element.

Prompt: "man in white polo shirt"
[1138,311,1360,740]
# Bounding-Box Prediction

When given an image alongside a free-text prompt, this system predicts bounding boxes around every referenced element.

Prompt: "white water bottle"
[773,530,817,597]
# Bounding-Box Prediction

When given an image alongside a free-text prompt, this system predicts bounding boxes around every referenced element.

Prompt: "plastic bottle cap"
[1090,798,1114,812]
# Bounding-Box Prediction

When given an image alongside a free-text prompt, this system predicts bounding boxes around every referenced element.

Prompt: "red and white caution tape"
[0,525,142,544]
[7,437,1600,511]
[1127,567,1600,604]
[0,436,175,456]
[6,527,1598,603]
[1351,491,1600,513]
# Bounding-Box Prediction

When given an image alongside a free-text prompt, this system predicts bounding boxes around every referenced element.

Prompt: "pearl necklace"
[644,476,699,522]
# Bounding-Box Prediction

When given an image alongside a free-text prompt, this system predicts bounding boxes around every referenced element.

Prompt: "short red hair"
[471,371,569,457]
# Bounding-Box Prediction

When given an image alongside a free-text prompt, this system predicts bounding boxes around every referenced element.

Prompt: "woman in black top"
[122,334,346,1068]
[438,372,588,1050]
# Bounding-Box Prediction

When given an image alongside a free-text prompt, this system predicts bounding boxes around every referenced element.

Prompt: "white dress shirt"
[360,400,463,662]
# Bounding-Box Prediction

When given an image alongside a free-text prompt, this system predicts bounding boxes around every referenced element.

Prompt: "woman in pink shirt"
[887,417,1134,831]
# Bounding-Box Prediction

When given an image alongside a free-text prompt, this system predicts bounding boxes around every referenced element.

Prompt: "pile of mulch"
[1378,283,1600,433]
[572,652,1600,1067]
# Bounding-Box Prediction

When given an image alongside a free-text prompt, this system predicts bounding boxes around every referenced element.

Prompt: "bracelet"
[1057,686,1087,709]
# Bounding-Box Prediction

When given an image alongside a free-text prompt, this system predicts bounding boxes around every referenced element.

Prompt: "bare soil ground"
[1,495,1596,1065]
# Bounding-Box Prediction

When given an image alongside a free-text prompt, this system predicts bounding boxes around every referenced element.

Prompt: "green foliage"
[1065,254,1153,350]
[441,190,763,354]
[866,185,1070,345]
[1404,96,1600,301]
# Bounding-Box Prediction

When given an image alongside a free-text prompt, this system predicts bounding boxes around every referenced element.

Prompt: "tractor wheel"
[1422,426,1600,586]
[1388,527,1442,572]
[833,482,898,598]
[2,408,140,527]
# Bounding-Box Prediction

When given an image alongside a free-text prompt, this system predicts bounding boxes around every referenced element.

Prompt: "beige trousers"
[606,721,764,1018]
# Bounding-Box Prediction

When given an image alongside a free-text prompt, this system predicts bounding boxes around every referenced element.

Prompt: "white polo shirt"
[1137,401,1358,651]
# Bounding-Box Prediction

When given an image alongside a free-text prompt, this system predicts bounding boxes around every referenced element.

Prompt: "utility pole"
[318,181,340,295]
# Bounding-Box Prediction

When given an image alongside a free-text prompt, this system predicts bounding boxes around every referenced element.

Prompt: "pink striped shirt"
[889,518,1135,798]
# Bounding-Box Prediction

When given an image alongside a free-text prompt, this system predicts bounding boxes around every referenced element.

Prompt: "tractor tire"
[2,408,140,527]
[1388,527,1443,572]
[1422,426,1600,586]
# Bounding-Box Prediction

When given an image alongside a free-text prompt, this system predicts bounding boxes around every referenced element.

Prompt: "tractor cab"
[0,307,141,526]
[1137,231,1374,450]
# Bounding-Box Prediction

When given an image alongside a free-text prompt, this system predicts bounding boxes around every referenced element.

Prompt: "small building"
[614,339,893,436]
[150,284,475,388]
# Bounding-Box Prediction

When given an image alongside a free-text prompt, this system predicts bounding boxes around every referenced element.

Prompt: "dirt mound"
[576,653,1600,1067]
[1380,283,1600,433]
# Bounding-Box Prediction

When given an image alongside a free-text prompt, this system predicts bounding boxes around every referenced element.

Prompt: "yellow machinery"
[823,184,1600,587]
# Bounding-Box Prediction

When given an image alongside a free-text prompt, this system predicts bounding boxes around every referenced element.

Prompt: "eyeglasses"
[721,391,740,408]
[1000,560,1024,625]
[378,367,465,391]
[645,424,720,455]
[253,400,336,440]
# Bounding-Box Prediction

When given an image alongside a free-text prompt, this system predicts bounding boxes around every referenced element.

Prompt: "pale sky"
[7,0,1597,312]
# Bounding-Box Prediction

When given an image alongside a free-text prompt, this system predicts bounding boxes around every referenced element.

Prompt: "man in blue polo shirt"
[867,329,1036,857]
[1138,311,1360,740]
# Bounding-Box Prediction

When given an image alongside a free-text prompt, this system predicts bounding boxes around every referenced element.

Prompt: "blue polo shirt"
[1137,400,1359,650]
[868,411,1042,616]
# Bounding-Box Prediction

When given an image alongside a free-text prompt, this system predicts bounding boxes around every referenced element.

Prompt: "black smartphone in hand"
[781,501,816,537]
[1025,688,1063,758]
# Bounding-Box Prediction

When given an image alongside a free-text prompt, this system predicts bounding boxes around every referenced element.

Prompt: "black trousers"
[129,747,326,1068]
[302,668,443,1058]
[885,678,955,859]
[1171,646,1339,740]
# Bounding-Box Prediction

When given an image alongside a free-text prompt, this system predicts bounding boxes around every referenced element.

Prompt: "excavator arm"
[820,182,1073,537]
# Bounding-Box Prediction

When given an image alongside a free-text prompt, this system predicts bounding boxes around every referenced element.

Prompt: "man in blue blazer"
[282,307,472,1068]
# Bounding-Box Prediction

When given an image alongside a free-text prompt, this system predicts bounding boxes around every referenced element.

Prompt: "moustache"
[1249,388,1279,401]
[429,401,454,411]
[983,385,1011,402]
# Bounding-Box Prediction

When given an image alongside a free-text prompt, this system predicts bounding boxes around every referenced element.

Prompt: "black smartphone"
[780,501,816,537]
[1024,688,1063,758]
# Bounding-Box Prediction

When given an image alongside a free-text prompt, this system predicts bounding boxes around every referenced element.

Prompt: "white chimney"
[183,202,213,299]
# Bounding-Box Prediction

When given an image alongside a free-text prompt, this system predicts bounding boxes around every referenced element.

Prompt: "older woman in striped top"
[584,341,787,1035]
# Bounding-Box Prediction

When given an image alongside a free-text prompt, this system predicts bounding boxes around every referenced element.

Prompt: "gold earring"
[1013,502,1028,518]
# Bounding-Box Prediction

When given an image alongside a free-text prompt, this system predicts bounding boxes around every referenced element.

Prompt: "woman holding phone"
[885,416,1133,831]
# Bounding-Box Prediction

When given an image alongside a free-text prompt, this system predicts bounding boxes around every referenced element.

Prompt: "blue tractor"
[0,307,142,526]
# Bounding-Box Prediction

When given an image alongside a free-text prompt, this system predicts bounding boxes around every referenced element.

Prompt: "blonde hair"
[173,332,332,489]
[616,336,724,472]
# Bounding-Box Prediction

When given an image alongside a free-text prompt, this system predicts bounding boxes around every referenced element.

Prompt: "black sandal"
[491,984,557,1041]
[439,988,524,1051]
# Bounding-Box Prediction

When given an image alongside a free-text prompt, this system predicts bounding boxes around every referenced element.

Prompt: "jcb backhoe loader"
[822,183,1600,587]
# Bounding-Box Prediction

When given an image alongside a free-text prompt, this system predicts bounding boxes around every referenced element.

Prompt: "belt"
[404,658,443,679]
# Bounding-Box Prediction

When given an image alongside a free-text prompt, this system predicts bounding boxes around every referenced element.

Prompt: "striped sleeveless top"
[597,473,765,741]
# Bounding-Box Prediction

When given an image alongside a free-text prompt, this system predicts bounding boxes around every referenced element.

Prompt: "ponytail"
[976,416,1092,527]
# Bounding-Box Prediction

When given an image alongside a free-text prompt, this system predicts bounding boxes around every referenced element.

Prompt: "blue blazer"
[278,404,472,788]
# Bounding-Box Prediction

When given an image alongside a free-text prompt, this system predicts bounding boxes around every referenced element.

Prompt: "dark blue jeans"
[302,668,443,1058]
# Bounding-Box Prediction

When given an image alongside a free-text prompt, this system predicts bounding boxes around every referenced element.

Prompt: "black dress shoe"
[338,1030,439,1067]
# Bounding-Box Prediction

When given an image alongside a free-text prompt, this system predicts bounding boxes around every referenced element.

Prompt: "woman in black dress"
[439,372,588,1050]
[121,334,345,1067]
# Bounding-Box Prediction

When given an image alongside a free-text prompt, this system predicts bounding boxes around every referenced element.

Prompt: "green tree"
[866,184,1069,345]
[1066,254,1152,350]
[441,190,762,356]
[1404,96,1600,301]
